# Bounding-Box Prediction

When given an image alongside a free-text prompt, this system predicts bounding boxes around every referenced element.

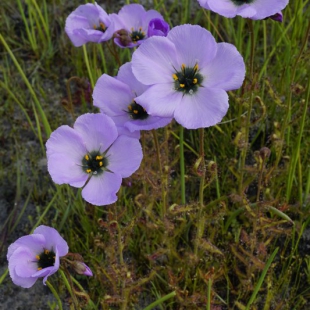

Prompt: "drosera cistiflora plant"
[1,0,310,309]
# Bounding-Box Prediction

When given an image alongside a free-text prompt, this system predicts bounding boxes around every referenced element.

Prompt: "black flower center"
[94,22,107,33]
[130,27,145,43]
[173,64,203,95]
[82,150,108,176]
[127,101,148,120]
[36,249,55,270]
[232,0,255,6]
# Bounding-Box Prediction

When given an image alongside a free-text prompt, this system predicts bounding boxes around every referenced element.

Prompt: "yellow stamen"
[180,84,185,88]
[99,22,106,30]
[93,25,97,30]
[86,169,92,173]
[35,255,40,260]
[133,110,138,114]
[193,78,198,84]
[96,155,103,160]
[181,64,186,71]
[128,105,132,110]
[172,74,178,80]
[99,161,103,167]
[85,155,89,161]
[194,64,199,71]
[44,249,49,255]
[38,267,42,270]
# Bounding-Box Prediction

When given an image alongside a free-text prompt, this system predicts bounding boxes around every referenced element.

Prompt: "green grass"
[1,0,310,309]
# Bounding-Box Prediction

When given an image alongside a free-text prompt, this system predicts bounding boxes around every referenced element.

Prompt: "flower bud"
[72,261,93,277]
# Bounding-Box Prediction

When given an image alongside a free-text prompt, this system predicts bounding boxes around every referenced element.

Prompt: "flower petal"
[7,234,46,260]
[117,4,146,30]
[46,125,88,186]
[11,248,38,278]
[201,42,245,91]
[9,251,38,288]
[135,84,182,118]
[206,0,239,18]
[110,115,141,138]
[81,172,122,206]
[93,74,134,116]
[251,0,289,20]
[117,62,149,96]
[74,113,118,152]
[124,115,172,132]
[132,36,179,85]
[174,87,229,129]
[106,135,142,178]
[47,153,88,187]
[33,225,68,257]
[167,24,217,69]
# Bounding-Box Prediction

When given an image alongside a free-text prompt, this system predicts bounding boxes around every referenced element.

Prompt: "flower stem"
[82,45,94,88]
[46,280,63,310]
[179,125,186,204]
[60,269,81,309]
[239,19,255,194]
[152,129,167,217]
[195,128,206,255]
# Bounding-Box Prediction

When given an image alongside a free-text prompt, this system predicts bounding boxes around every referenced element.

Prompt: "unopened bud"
[72,261,93,277]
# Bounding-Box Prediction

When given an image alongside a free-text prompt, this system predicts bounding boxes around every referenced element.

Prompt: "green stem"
[60,269,80,309]
[207,278,212,310]
[0,33,51,138]
[152,129,166,217]
[195,128,206,255]
[46,280,63,310]
[143,291,176,310]
[82,45,95,88]
[239,19,255,194]
[179,125,186,204]
[245,247,279,310]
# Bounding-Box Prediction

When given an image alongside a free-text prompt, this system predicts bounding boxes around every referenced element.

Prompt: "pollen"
[96,155,103,160]
[180,84,185,88]
[38,267,42,270]
[172,74,178,80]
[86,169,92,173]
[99,161,103,167]
[85,155,89,161]
[44,249,49,255]
[133,110,138,114]
[35,255,40,260]
[99,22,106,31]
[193,78,198,84]
[128,105,132,110]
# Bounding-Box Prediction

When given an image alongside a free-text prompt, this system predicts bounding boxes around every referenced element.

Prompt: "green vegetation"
[1,0,310,309]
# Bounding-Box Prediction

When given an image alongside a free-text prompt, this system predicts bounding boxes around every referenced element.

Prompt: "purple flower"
[72,262,93,277]
[93,62,172,132]
[148,18,170,38]
[46,113,143,206]
[268,12,283,22]
[7,225,68,288]
[197,0,289,20]
[112,4,166,48]
[131,24,245,129]
[65,3,118,47]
